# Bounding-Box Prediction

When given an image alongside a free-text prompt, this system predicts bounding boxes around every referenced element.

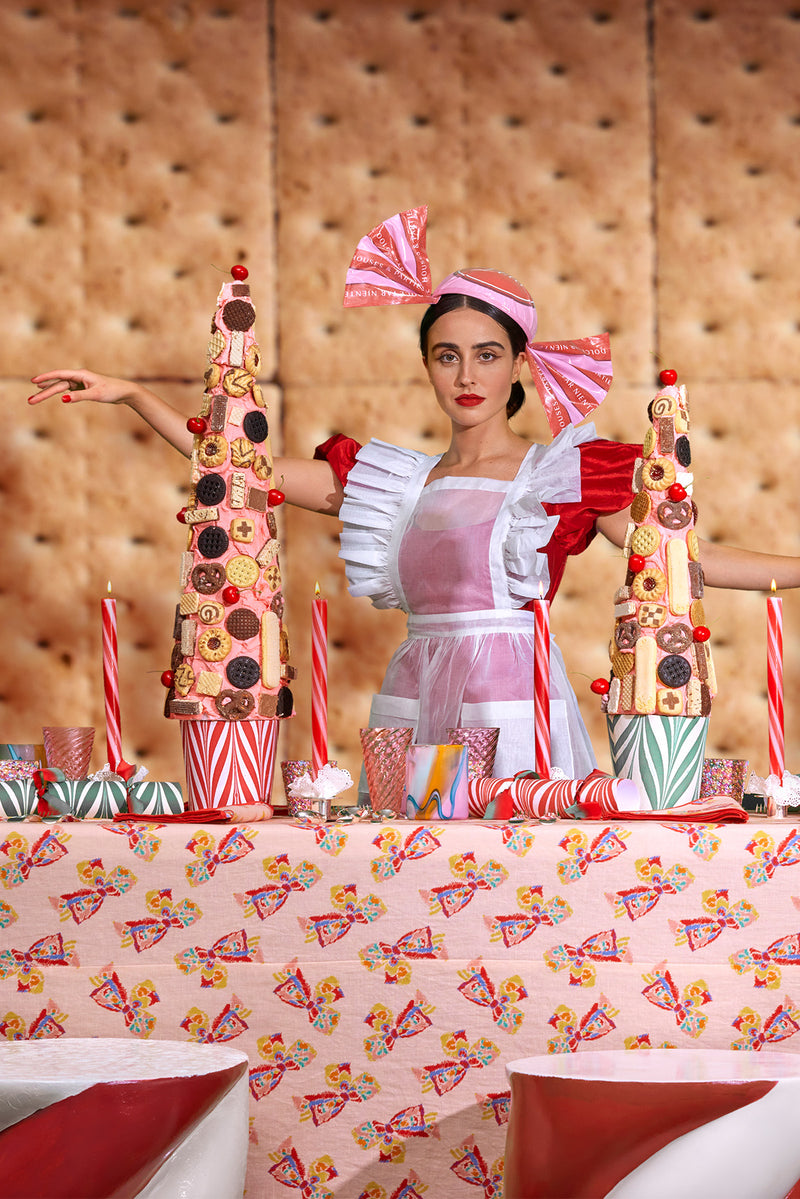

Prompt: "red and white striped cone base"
[181,719,278,809]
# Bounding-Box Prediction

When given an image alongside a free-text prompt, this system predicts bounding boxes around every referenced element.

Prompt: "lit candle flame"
[107,581,113,596]
[314,581,321,599]
[771,579,777,595]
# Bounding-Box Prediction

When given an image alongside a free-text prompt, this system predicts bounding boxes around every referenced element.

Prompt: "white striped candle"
[768,580,785,778]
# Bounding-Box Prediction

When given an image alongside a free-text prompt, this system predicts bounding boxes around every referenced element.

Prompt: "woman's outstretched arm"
[29,368,344,515]
[596,509,800,591]
[30,369,195,455]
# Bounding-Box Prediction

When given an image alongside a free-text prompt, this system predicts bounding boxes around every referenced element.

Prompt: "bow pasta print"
[117,887,202,952]
[729,933,800,988]
[671,888,758,951]
[557,827,629,884]
[415,1030,499,1095]
[180,994,251,1044]
[51,858,137,924]
[486,884,571,948]
[296,1062,380,1126]
[175,928,262,988]
[547,995,619,1053]
[478,1091,511,1125]
[184,826,256,886]
[0,932,77,992]
[268,1144,337,1198]
[301,883,386,947]
[0,829,70,887]
[608,855,694,921]
[236,854,323,921]
[544,928,632,987]
[89,966,159,1037]
[293,815,349,856]
[642,964,712,1036]
[664,823,722,859]
[249,1032,316,1100]
[731,998,800,1050]
[363,993,435,1060]
[352,1102,437,1164]
[744,829,800,888]
[355,1175,426,1199]
[458,965,528,1033]
[450,1138,503,1198]
[103,819,162,860]
[0,1000,67,1040]
[624,1034,677,1049]
[0,898,16,928]
[496,823,536,857]
[360,926,446,985]
[273,963,344,1035]
[370,826,442,882]
[421,854,508,919]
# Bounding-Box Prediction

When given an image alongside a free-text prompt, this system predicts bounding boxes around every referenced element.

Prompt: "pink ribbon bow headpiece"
[343,205,613,436]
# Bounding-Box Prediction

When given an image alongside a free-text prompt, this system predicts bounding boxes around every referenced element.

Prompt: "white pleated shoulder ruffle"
[501,422,598,605]
[339,427,599,611]
[338,439,439,610]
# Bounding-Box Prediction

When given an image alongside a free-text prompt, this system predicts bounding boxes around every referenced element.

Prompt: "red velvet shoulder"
[314,434,363,487]
[540,438,640,598]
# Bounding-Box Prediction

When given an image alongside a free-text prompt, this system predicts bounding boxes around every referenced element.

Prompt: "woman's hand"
[29,369,139,407]
[28,370,195,456]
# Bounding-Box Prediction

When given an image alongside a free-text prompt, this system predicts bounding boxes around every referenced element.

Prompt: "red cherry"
[187,416,206,435]
[231,264,249,280]
[176,507,188,524]
[659,369,678,385]
[590,678,610,695]
[668,482,687,501]
[693,625,711,642]
[222,585,240,605]
[160,670,175,688]
[268,488,286,506]
[628,554,646,573]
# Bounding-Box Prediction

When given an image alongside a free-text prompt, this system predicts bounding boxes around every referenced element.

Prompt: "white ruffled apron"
[338,428,600,793]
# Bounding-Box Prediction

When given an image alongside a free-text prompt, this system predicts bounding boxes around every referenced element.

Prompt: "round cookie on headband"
[343,203,613,435]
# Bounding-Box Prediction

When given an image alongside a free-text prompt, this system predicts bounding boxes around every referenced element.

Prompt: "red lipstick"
[455,393,484,407]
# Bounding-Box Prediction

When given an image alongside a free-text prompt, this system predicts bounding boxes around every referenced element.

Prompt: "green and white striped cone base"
[607,714,709,810]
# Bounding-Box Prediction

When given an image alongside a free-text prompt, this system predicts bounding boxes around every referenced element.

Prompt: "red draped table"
[1,815,798,1196]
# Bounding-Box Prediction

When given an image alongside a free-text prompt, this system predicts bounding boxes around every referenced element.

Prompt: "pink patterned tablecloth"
[1,815,799,1197]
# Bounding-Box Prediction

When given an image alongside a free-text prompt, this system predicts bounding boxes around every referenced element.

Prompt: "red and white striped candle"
[767,579,785,778]
[534,589,551,778]
[311,583,328,778]
[101,583,122,772]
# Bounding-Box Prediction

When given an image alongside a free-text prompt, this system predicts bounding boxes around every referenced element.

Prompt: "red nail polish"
[62,394,72,403]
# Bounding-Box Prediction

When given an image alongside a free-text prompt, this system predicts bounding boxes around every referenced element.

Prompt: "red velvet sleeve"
[313,434,363,487]
[540,439,640,598]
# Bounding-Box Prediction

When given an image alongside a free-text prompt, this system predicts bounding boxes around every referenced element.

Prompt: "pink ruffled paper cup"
[360,727,414,814]
[446,727,500,781]
[42,727,94,780]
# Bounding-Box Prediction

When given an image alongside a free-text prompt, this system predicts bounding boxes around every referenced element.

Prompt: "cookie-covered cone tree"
[602,372,716,809]
[164,266,293,807]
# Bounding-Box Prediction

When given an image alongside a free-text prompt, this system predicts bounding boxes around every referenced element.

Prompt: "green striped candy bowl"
[607,714,709,810]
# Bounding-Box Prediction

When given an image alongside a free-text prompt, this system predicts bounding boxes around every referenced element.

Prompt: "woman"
[29,209,800,778]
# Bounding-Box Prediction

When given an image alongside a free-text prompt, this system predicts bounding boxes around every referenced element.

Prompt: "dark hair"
[419,292,527,418]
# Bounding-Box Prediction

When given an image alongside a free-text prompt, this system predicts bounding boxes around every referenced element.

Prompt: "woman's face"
[423,307,524,428]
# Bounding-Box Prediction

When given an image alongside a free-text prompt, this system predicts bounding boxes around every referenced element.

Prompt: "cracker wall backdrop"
[1,0,798,789]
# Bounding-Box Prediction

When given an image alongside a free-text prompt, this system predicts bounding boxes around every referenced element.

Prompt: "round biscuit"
[226,554,260,588]
[630,525,661,557]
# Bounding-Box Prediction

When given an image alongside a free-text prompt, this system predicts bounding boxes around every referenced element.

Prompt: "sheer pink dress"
[318,426,638,781]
